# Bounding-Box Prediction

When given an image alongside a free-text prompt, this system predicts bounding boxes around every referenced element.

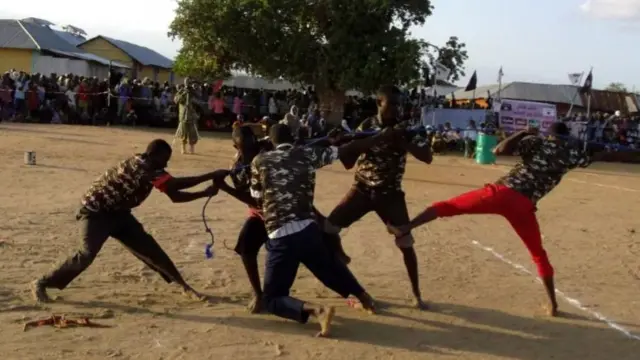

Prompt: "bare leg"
[541,276,558,316]
[400,247,428,310]
[241,254,263,313]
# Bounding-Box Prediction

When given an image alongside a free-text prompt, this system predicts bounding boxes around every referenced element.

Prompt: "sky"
[1,0,638,90]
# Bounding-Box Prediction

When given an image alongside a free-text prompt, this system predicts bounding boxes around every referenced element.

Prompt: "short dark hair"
[549,122,570,137]
[232,124,257,144]
[146,139,172,156]
[376,84,402,98]
[269,123,295,145]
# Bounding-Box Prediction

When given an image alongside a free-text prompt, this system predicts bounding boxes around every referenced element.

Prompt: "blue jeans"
[263,223,364,323]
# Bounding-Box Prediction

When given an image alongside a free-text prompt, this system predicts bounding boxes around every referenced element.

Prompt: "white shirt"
[464,128,478,141]
[268,97,278,114]
[14,81,25,99]
[66,90,76,107]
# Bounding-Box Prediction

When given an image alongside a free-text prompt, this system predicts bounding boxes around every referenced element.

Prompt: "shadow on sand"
[60,298,639,360]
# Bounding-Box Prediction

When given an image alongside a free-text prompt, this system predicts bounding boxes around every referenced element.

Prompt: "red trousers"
[432,184,554,278]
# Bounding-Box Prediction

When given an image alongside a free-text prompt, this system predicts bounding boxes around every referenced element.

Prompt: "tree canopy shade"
[169,0,468,119]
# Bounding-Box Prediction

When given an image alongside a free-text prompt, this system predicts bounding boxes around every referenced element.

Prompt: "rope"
[199,128,379,259]
[202,195,216,259]
[199,125,638,259]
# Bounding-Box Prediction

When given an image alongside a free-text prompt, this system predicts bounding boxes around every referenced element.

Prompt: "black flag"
[465,71,477,92]
[422,66,431,87]
[580,69,593,95]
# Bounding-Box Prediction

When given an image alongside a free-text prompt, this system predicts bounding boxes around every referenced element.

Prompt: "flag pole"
[583,67,593,152]
[431,65,440,127]
[431,70,437,127]
[497,67,503,102]
[471,87,476,110]
[584,93,591,152]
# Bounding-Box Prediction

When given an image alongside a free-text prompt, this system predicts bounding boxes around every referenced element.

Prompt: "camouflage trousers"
[38,208,187,290]
[175,120,199,145]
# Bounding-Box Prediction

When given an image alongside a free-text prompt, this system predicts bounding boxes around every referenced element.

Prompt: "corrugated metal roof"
[0,19,129,68]
[54,30,86,46]
[45,49,130,69]
[0,19,37,48]
[82,35,173,68]
[20,20,85,53]
[448,82,585,107]
[20,17,55,27]
[581,89,629,113]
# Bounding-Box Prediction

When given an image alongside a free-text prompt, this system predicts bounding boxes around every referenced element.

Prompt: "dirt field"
[1,123,639,360]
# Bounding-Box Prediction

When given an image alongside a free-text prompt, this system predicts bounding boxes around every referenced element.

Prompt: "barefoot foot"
[182,287,209,302]
[544,304,559,317]
[30,280,51,303]
[315,306,335,338]
[413,298,429,310]
[347,295,376,315]
[246,296,263,314]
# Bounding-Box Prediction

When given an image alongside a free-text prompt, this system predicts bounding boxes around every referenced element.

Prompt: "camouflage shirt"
[496,136,591,204]
[81,154,172,212]
[250,143,338,237]
[354,117,428,193]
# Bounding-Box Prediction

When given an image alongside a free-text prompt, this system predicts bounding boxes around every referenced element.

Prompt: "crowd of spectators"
[1,69,638,155]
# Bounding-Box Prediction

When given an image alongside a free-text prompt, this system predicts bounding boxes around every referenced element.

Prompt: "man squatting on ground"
[214,125,351,313]
[387,122,616,316]
[248,123,404,336]
[31,139,228,302]
[325,85,434,310]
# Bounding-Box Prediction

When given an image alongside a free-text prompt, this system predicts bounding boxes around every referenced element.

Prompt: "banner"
[568,72,583,86]
[498,99,557,134]
[434,62,451,81]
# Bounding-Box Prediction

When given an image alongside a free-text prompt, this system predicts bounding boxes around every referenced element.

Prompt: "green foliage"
[170,0,467,93]
[605,82,628,93]
[424,36,468,83]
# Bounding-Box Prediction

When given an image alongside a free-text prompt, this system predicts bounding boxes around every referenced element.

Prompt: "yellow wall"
[132,66,181,85]
[79,37,134,69]
[157,69,171,83]
[0,48,33,73]
[80,37,178,84]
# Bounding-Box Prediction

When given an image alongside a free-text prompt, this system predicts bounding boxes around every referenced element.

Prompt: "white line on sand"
[470,240,640,341]
[566,178,639,192]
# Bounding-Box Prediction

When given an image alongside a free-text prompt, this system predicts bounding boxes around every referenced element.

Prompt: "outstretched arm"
[333,127,403,169]
[217,179,259,208]
[493,130,530,155]
[163,170,227,192]
[165,187,218,203]
[151,169,222,203]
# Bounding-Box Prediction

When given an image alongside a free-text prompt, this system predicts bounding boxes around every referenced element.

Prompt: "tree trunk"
[317,88,345,126]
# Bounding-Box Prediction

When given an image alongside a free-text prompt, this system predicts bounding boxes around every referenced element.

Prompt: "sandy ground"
[0,123,639,360]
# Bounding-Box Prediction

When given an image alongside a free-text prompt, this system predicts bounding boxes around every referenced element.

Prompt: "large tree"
[169,0,468,121]
[605,82,628,93]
